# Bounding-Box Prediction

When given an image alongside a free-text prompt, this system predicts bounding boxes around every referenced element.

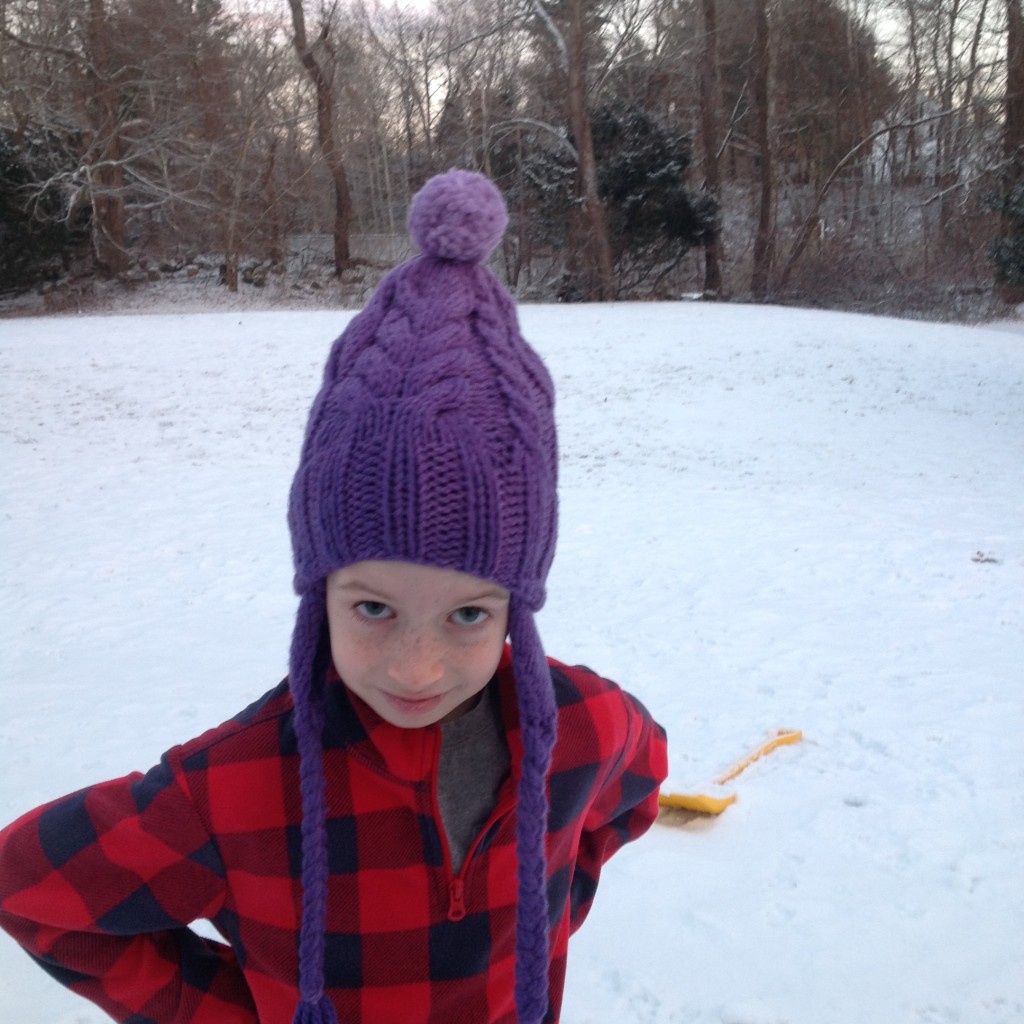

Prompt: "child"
[0,170,667,1024]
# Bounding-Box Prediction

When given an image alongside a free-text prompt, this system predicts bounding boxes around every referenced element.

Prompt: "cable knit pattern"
[286,170,559,1024]
[289,256,557,598]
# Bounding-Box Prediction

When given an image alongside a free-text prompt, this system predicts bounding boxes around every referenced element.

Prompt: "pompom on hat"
[286,170,559,1024]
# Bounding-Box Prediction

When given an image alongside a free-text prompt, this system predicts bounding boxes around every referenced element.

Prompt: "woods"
[1,0,1019,319]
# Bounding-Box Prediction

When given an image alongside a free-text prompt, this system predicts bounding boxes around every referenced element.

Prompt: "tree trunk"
[565,0,615,301]
[1007,0,1024,165]
[750,0,773,301]
[223,122,258,293]
[261,136,283,267]
[1000,0,1024,301]
[287,0,352,276]
[699,0,724,299]
[86,0,129,276]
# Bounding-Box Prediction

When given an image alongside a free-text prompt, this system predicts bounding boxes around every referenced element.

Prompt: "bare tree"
[530,0,615,299]
[287,0,353,275]
[749,0,773,299]
[215,21,292,290]
[3,0,303,283]
[996,0,1024,298]
[83,0,130,274]
[1007,0,1024,167]
[2,0,131,274]
[699,0,725,297]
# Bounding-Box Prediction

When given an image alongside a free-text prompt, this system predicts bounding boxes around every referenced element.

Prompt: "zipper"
[447,877,466,921]
[438,775,517,923]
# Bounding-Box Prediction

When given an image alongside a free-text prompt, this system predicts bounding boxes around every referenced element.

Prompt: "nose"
[386,626,444,691]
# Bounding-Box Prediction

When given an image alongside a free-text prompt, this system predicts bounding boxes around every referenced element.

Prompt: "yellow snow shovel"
[659,729,803,815]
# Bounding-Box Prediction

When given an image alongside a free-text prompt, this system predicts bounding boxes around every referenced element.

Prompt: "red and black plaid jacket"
[0,650,667,1023]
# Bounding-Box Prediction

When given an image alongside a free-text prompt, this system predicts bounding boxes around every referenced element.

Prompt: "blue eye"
[451,607,488,626]
[357,601,393,620]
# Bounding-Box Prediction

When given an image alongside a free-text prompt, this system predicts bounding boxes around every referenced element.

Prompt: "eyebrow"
[330,578,510,603]
[459,586,511,604]
[329,579,391,599]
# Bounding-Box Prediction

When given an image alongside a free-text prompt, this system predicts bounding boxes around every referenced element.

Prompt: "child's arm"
[559,674,669,933]
[0,755,259,1024]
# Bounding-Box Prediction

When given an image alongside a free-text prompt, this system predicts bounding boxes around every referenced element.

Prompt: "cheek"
[326,613,372,675]
[465,627,506,678]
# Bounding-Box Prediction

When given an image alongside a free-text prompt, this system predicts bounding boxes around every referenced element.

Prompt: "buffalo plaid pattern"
[0,651,667,1023]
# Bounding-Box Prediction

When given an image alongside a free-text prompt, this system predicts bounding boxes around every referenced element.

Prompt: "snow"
[1,302,1022,1024]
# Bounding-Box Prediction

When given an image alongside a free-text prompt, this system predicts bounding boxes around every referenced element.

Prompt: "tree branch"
[487,117,578,160]
[775,109,957,293]
[530,0,568,74]
[2,26,84,64]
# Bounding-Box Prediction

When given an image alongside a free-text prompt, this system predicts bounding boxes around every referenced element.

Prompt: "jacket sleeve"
[555,671,668,933]
[0,752,259,1024]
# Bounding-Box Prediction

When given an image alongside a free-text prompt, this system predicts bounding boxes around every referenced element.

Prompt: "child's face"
[325,560,510,728]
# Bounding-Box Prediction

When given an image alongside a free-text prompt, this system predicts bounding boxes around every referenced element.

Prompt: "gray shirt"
[437,682,510,872]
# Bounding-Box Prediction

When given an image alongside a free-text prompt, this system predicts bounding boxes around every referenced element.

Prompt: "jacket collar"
[320,645,523,785]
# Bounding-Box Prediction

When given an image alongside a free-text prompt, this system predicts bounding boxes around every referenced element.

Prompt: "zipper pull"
[447,878,466,922]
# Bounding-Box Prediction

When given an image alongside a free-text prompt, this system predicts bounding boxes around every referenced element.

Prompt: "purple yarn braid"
[509,600,558,1024]
[289,586,339,1024]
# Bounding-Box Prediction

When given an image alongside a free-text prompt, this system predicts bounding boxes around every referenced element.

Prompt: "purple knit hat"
[286,170,558,1024]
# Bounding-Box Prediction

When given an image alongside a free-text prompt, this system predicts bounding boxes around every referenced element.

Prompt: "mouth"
[384,692,446,716]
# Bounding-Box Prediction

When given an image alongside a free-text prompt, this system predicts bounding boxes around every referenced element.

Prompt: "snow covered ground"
[1,303,1022,1023]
